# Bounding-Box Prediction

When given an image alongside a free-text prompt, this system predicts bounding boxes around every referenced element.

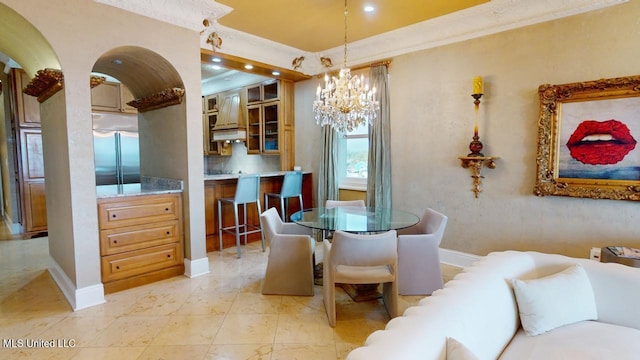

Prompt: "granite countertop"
[204,171,310,181]
[96,177,183,198]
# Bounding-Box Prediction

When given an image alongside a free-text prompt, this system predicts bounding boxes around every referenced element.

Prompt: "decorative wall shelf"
[459,156,499,198]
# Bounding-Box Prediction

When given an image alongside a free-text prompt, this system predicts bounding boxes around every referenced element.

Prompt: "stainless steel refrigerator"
[92,113,140,186]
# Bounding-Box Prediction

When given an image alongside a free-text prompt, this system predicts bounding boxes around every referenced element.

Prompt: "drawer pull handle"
[116,266,120,270]
[167,254,171,258]
[166,231,170,235]
[165,208,170,212]
[111,214,117,218]
[113,240,118,244]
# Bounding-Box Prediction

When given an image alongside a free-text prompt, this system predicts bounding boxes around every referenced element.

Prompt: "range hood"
[212,129,246,142]
[212,92,246,141]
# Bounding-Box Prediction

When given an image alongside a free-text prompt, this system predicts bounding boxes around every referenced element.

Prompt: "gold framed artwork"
[534,75,640,201]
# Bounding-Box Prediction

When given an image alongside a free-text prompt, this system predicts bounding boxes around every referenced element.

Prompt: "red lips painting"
[566,119,637,165]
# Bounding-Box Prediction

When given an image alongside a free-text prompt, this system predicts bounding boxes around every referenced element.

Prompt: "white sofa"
[347,251,640,360]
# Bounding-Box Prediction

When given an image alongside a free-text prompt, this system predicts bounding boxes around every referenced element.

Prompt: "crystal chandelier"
[312,0,379,133]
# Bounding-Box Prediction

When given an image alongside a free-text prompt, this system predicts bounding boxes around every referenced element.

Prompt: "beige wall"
[295,1,640,258]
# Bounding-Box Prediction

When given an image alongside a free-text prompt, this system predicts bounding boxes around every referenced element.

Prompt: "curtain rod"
[351,59,391,72]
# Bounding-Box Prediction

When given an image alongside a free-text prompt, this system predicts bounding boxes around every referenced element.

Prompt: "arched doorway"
[1,2,209,311]
[0,4,60,237]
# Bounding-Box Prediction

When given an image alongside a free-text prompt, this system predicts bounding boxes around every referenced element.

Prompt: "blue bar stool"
[264,171,303,221]
[218,174,264,258]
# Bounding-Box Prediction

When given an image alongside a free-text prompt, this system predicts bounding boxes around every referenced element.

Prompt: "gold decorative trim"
[459,156,499,198]
[90,76,106,89]
[23,68,64,103]
[126,88,185,113]
[534,75,640,201]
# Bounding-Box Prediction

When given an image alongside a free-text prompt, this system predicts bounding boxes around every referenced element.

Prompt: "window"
[339,122,369,190]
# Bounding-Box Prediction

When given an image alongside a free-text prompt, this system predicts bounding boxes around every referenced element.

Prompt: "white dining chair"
[260,207,315,295]
[322,230,399,327]
[397,208,448,295]
[325,199,365,209]
[323,199,366,240]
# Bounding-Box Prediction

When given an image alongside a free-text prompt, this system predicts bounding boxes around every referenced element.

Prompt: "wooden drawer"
[98,194,180,229]
[100,220,180,256]
[101,243,183,282]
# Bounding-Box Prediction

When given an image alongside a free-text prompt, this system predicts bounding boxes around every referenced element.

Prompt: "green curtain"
[366,64,391,208]
[317,125,339,207]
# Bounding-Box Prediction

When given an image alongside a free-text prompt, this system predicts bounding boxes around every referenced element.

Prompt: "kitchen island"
[96,177,184,293]
[204,171,312,252]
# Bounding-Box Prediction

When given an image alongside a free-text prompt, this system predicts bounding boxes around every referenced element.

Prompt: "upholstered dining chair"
[322,230,399,327]
[218,174,264,259]
[323,199,366,240]
[264,171,303,221]
[396,208,448,295]
[259,208,316,296]
[325,199,365,208]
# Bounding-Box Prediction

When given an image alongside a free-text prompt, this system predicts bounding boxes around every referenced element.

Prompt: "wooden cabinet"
[91,81,137,114]
[204,173,312,252]
[243,80,295,170]
[202,94,232,156]
[97,193,184,293]
[17,123,47,236]
[11,69,41,127]
[246,80,281,104]
[10,69,47,237]
[246,104,262,154]
[203,79,295,170]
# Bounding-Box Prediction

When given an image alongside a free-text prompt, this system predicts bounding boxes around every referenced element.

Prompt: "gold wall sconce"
[459,76,498,198]
[459,156,499,198]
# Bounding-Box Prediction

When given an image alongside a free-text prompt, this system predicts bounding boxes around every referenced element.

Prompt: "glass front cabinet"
[244,79,290,158]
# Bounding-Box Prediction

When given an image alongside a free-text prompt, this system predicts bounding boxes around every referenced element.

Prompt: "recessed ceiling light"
[364,5,375,13]
[212,57,222,63]
[244,64,254,70]
[272,71,280,76]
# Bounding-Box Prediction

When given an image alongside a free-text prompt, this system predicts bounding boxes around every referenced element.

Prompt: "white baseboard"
[184,257,210,278]
[48,261,105,311]
[439,248,482,268]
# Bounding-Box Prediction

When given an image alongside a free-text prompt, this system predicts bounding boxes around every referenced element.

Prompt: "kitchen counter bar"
[96,177,183,198]
[204,171,313,252]
[203,171,310,181]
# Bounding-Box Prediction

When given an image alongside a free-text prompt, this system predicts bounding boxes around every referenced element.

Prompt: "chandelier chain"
[311,0,380,132]
[343,0,348,69]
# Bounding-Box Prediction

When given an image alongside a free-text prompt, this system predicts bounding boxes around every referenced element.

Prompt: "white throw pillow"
[446,337,478,360]
[511,263,598,336]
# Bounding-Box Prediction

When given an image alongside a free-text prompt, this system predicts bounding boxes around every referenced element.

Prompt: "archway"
[0,2,73,303]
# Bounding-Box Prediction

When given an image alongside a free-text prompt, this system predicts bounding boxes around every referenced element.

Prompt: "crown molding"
[98,0,628,76]
[203,0,628,76]
[94,0,232,32]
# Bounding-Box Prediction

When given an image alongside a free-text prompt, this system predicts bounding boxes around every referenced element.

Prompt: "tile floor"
[0,236,462,359]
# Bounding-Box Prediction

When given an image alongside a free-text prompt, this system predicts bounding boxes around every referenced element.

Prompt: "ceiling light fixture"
[244,64,254,70]
[312,0,379,132]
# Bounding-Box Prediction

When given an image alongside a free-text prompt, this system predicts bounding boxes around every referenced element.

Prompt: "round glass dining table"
[290,206,419,233]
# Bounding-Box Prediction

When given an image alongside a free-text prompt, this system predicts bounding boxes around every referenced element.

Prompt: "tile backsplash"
[204,142,280,175]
